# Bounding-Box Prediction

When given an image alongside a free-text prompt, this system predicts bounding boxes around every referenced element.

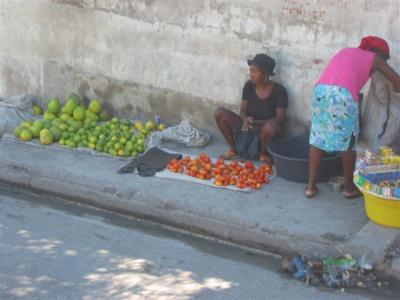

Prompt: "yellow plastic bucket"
[360,189,400,228]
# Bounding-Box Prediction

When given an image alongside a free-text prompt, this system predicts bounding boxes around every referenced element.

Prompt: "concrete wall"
[1,0,399,134]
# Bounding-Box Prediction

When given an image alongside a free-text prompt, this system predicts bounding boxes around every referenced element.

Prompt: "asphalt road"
[0,185,397,300]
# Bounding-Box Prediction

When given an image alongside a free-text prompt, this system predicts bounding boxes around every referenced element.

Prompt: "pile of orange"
[166,153,272,190]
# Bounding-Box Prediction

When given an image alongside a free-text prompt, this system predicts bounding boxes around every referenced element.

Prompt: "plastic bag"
[358,72,400,152]
[234,128,260,160]
[0,94,42,137]
[147,120,211,148]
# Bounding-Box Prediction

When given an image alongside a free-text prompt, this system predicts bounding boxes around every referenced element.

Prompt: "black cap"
[247,54,275,76]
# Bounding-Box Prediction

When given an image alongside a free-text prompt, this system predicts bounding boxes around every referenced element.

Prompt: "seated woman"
[214,54,288,163]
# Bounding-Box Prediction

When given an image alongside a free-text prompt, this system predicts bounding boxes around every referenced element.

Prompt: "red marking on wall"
[281,6,327,22]
[281,0,351,22]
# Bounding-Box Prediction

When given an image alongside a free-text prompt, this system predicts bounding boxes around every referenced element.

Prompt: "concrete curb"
[0,157,339,259]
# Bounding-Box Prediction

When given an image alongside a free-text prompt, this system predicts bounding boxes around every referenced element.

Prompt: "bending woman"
[305,36,400,198]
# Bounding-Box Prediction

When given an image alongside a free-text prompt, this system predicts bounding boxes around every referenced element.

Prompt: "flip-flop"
[343,189,362,199]
[220,150,239,160]
[304,186,318,198]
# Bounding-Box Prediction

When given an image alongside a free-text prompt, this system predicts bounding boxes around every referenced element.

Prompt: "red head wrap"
[359,36,390,58]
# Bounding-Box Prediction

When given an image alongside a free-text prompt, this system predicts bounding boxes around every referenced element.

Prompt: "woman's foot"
[259,153,272,164]
[342,189,362,199]
[304,186,318,198]
[220,149,239,160]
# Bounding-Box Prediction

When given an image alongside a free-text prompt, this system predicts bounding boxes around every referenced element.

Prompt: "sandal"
[220,149,239,160]
[343,189,362,199]
[304,186,318,198]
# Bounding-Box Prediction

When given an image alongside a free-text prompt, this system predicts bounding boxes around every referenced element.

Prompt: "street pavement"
[1,187,398,300]
[0,134,399,280]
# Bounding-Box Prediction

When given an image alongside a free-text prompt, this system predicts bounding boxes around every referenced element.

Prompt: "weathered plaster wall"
[0,0,399,133]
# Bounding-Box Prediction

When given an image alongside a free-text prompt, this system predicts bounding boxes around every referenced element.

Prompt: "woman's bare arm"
[372,56,400,92]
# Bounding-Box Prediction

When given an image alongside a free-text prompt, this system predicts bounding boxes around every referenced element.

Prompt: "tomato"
[216,158,225,166]
[198,168,208,176]
[170,159,179,165]
[240,169,249,176]
[190,165,199,172]
[172,166,181,173]
[204,163,212,171]
[214,179,223,186]
[197,174,205,180]
[258,175,266,183]
[244,161,254,169]
[236,182,248,189]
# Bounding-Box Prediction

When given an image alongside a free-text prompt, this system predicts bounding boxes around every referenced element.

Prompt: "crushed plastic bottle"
[293,256,310,279]
[322,257,357,271]
[359,253,373,270]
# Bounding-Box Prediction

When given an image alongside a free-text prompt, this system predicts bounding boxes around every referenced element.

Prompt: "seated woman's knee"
[261,120,280,135]
[214,106,227,121]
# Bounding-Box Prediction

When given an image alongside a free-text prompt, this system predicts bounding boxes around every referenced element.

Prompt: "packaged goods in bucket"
[354,146,400,228]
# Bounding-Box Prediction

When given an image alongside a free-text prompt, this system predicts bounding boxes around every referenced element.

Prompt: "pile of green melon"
[14,93,166,157]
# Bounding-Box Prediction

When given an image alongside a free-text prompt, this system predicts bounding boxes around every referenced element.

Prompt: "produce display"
[167,153,273,190]
[14,94,166,157]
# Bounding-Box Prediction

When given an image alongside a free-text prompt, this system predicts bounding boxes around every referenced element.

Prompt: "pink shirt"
[317,48,375,101]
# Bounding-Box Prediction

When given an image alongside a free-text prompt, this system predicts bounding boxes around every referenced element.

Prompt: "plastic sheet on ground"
[1,133,132,161]
[155,155,275,193]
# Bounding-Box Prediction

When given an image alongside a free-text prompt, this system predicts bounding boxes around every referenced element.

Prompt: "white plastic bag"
[147,120,211,148]
[358,72,400,152]
[0,94,42,137]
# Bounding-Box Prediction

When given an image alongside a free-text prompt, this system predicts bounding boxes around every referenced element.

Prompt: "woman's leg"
[259,119,281,161]
[306,146,325,197]
[214,107,241,153]
[342,150,357,191]
[342,149,361,198]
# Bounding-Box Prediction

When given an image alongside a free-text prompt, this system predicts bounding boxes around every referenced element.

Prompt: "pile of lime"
[15,93,167,157]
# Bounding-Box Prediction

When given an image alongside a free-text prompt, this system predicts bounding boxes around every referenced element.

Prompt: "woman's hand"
[242,117,254,131]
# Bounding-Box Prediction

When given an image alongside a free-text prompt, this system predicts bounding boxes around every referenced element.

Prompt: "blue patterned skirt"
[309,84,359,152]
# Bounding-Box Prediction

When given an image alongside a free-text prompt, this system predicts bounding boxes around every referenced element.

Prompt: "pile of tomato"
[166,153,272,190]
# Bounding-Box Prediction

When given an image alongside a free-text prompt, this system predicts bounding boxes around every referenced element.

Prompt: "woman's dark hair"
[371,48,390,61]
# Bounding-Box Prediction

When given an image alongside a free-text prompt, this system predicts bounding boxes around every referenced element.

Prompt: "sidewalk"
[0,135,398,279]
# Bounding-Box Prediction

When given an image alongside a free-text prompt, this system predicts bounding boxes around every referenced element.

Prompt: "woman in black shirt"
[214,54,288,162]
